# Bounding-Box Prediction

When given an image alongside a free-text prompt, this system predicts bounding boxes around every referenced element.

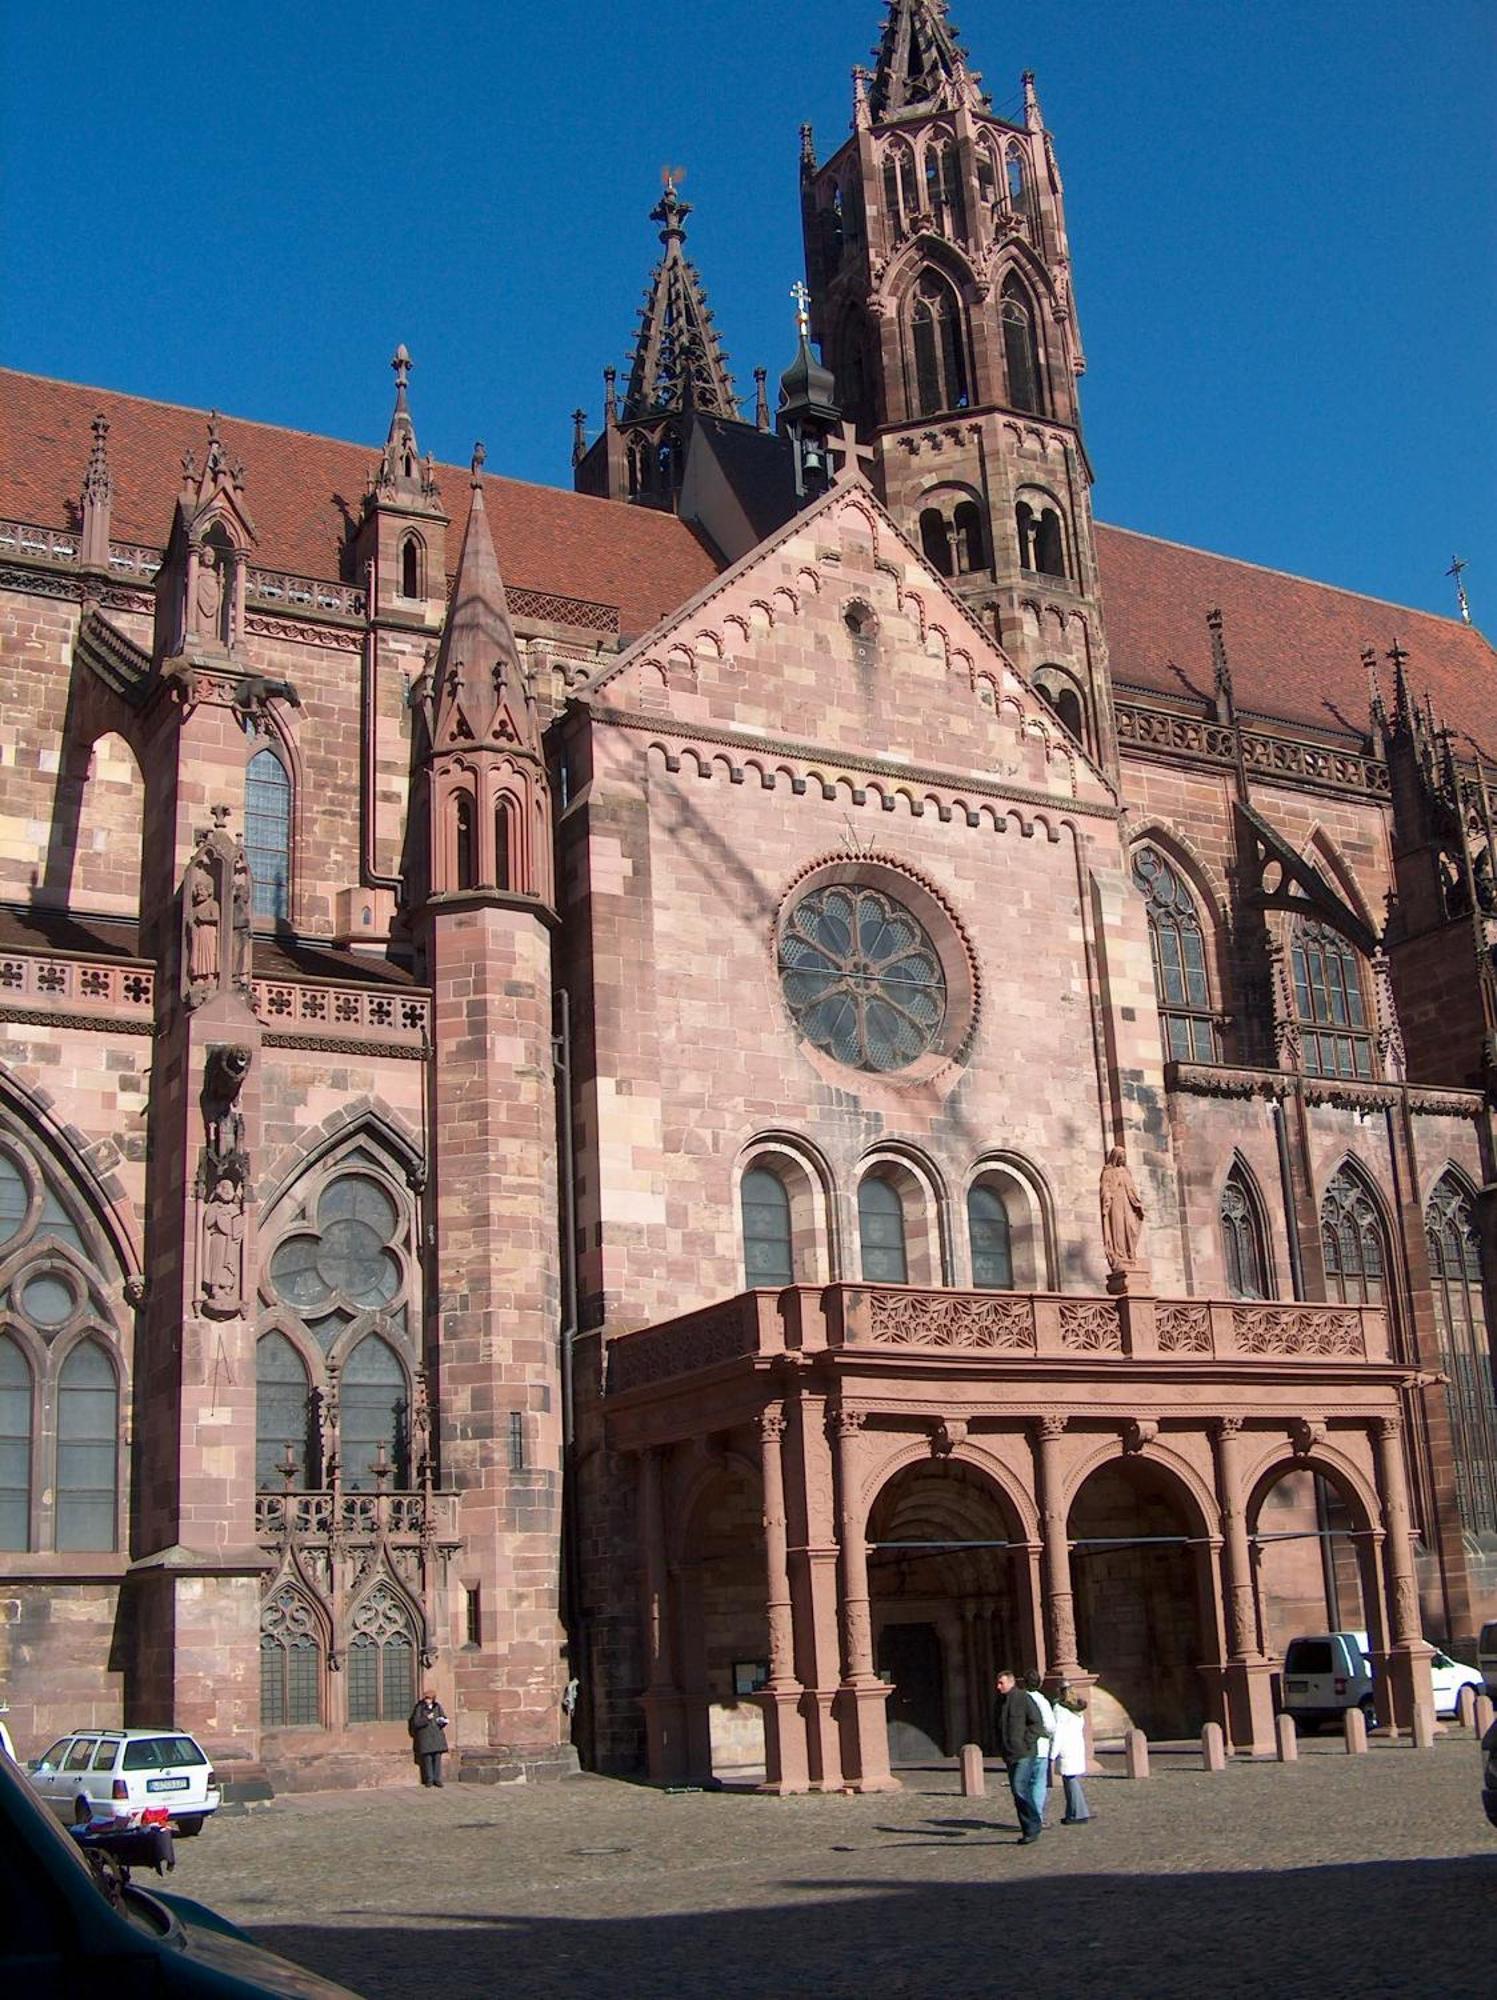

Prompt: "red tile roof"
[1096,524,1497,757]
[0,370,720,639]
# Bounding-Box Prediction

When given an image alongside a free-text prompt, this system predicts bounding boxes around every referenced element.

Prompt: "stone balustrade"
[252,979,430,1050]
[0,951,154,1022]
[605,1283,1390,1393]
[254,1488,460,1543]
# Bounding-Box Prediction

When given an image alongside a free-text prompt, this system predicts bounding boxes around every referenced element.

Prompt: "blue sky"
[2,1,1492,618]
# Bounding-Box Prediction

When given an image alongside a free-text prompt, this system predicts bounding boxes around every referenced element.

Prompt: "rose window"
[268,1176,403,1344]
[778,884,946,1073]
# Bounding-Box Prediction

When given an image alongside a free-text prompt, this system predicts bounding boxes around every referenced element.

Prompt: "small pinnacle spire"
[83,414,112,504]
[1022,69,1043,128]
[800,122,817,171]
[603,366,619,427]
[753,369,769,433]
[370,342,434,508]
[1364,646,1386,730]
[80,412,113,569]
[571,408,589,467]
[470,442,486,491]
[392,343,412,411]
[1207,608,1233,721]
[852,65,871,130]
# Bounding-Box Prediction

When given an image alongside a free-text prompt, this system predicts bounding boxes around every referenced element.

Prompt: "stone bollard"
[1475,1693,1495,1739]
[1200,1721,1226,1771]
[959,1742,986,1798]
[1124,1727,1150,1779]
[1456,1685,1477,1731]
[1344,1705,1368,1754]
[1411,1700,1435,1750]
[1275,1713,1298,1762]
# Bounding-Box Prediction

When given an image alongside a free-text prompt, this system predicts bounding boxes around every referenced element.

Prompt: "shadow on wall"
[249,1856,1495,2000]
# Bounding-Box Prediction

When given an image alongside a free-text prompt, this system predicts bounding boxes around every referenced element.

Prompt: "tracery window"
[909,271,969,417]
[340,1336,408,1491]
[1425,1172,1497,1535]
[778,884,946,1074]
[346,1584,416,1723]
[741,1168,794,1288]
[260,1584,323,1728]
[1221,1167,1270,1299]
[1133,845,1217,1062]
[245,748,291,924]
[859,1177,909,1285]
[1000,276,1046,416]
[925,139,967,241]
[968,1184,1014,1290]
[256,1330,316,1490]
[56,1342,118,1552]
[1291,922,1373,1080]
[1321,1166,1386,1306]
[0,1334,31,1551]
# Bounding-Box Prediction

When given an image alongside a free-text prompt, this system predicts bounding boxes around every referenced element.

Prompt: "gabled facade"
[0,1,1492,1792]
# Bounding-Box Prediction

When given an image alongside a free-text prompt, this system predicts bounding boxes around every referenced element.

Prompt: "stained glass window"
[0,1335,31,1552]
[269,1175,402,1347]
[1291,922,1373,1080]
[340,1336,407,1491]
[968,1184,1013,1290]
[1001,275,1045,416]
[256,1331,314,1490]
[1221,1170,1269,1299]
[742,1168,793,1287]
[779,885,946,1074]
[1321,1166,1385,1306]
[1426,1173,1497,1536]
[859,1177,909,1284]
[245,749,291,923]
[910,271,969,416]
[56,1341,117,1552]
[1133,845,1217,1063]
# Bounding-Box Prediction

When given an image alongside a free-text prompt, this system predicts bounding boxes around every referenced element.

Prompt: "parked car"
[1483,1718,1497,1831]
[1478,1618,1497,1697]
[0,1750,363,1995]
[29,1727,221,1836]
[1429,1648,1485,1718]
[1281,1630,1374,1729]
[0,1712,16,1765]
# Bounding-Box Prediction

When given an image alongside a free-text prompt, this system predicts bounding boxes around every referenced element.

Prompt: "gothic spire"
[370,344,440,507]
[79,412,113,570]
[429,446,536,756]
[622,178,738,422]
[867,1,984,121]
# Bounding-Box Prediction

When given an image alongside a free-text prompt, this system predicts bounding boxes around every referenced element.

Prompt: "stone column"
[1210,1419,1276,1755]
[784,1378,844,1790]
[829,1407,896,1791]
[1372,1415,1436,1736]
[637,1448,687,1783]
[754,1404,809,1793]
[1033,1416,1083,1683]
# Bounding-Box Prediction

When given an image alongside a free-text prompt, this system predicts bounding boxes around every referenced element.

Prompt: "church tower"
[803,1,1118,777]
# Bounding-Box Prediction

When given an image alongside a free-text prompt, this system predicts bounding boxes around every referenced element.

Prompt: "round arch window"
[778,883,947,1074]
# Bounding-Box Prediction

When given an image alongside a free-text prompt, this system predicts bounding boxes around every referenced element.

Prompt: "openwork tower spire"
[867,0,984,120]
[622,178,738,422]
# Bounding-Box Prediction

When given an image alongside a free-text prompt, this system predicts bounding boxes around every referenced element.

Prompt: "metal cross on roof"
[790,281,811,338]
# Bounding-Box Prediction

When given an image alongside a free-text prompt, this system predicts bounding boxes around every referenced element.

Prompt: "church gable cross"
[828,419,877,486]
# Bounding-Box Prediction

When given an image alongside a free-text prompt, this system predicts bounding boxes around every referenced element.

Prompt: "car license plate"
[148,1777,190,1792]
[1286,1680,1308,1692]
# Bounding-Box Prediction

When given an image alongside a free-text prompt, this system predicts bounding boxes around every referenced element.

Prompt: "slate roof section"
[1096,524,1497,758]
[0,370,720,641]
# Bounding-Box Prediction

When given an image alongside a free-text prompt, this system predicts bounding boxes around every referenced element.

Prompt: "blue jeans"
[1061,1773,1091,1822]
[1025,1754,1050,1828]
[1008,1755,1043,1838]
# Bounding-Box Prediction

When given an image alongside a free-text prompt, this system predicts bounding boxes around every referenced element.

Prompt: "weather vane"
[661,164,686,194]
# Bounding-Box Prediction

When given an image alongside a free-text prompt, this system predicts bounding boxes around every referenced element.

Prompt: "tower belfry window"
[1001,276,1046,416]
[909,271,968,417]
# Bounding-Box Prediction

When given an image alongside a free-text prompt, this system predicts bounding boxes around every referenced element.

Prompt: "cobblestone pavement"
[178,1734,1495,2000]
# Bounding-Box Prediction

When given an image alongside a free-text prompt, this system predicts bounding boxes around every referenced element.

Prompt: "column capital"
[1037,1413,1067,1442]
[828,1405,866,1442]
[759,1405,788,1444]
[1214,1415,1245,1443]
[1374,1414,1402,1445]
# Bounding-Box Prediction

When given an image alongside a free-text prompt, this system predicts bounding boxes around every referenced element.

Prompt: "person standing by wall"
[408,1691,450,1788]
[1049,1687,1093,1824]
[994,1668,1045,1844]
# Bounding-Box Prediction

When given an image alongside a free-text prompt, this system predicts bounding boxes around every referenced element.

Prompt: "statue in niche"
[231,843,253,992]
[183,850,221,1003]
[195,542,223,637]
[1099,1146,1146,1273]
[200,1175,246,1314]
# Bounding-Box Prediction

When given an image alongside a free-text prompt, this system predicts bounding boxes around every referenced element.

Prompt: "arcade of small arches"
[622,1397,1434,1792]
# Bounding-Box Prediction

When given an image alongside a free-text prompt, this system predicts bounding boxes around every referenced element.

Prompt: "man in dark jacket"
[994,1668,1045,1843]
[409,1691,449,1788]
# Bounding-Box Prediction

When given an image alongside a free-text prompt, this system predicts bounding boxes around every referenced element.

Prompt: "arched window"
[256,1331,315,1490]
[1221,1167,1270,1299]
[968,1184,1013,1289]
[1133,844,1217,1061]
[952,500,986,574]
[340,1336,408,1492]
[494,798,512,893]
[1006,147,1027,212]
[347,1584,416,1723]
[909,271,969,417]
[1425,1172,1497,1535]
[245,749,291,924]
[260,1583,323,1729]
[742,1167,793,1287]
[1038,680,1085,746]
[399,536,421,600]
[1291,922,1373,1080]
[920,507,954,576]
[1000,276,1046,416]
[976,143,998,215]
[924,140,967,241]
[1321,1166,1386,1306]
[56,1341,117,1552]
[1034,508,1065,578]
[859,1177,909,1284]
[0,1334,32,1551]
[454,793,476,891]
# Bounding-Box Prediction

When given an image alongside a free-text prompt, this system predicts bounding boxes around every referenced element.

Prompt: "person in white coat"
[1049,1688,1092,1824]
[1021,1670,1056,1831]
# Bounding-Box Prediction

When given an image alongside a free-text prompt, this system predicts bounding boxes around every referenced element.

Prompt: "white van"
[1281,1630,1374,1729]
[1480,1619,1497,1698]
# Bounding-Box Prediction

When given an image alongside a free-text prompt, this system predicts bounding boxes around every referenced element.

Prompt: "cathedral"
[1,2,1494,1795]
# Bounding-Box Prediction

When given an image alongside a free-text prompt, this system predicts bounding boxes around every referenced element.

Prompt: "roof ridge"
[1095,518,1480,636]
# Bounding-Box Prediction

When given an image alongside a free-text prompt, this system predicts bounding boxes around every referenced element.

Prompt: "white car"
[1429,1648,1485,1718]
[29,1727,221,1836]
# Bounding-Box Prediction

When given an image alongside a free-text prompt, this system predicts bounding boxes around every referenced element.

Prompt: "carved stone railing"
[107,539,163,580]
[603,1284,1391,1393]
[255,1489,460,1543]
[247,567,365,619]
[0,951,154,1024]
[252,979,430,1051]
[1115,698,1389,800]
[0,517,81,565]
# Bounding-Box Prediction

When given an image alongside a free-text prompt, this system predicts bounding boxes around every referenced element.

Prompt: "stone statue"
[184,855,221,999]
[200,1176,245,1312]
[201,1043,252,1178]
[1099,1146,1145,1272]
[231,844,253,989]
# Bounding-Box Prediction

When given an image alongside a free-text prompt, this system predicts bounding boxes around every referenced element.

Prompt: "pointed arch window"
[0,1334,32,1551]
[260,1583,323,1729]
[924,139,967,242]
[742,1167,794,1288]
[1133,844,1218,1062]
[1291,922,1373,1080]
[454,793,476,891]
[347,1584,416,1723]
[399,536,422,601]
[1321,1166,1386,1306]
[340,1335,408,1492]
[245,748,291,924]
[494,798,513,894]
[256,1331,316,1491]
[56,1341,117,1552]
[909,271,969,417]
[859,1176,909,1284]
[968,1183,1014,1290]
[1001,276,1046,416]
[1221,1167,1271,1299]
[1425,1172,1497,1535]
